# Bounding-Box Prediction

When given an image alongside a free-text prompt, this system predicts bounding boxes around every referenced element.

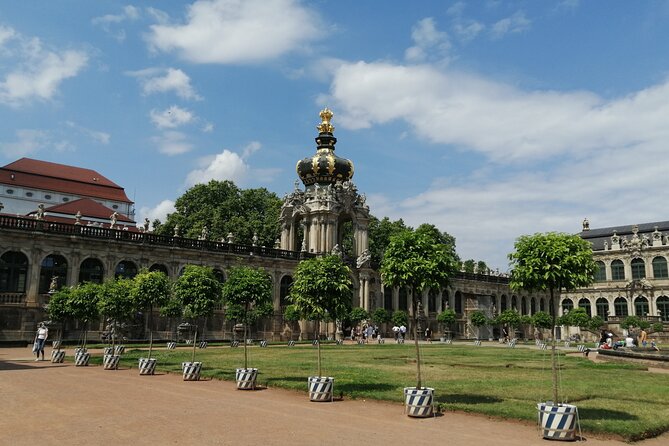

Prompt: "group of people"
[391,325,407,341]
[598,328,659,351]
[350,324,379,342]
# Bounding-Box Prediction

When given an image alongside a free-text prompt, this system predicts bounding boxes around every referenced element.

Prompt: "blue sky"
[2,0,669,271]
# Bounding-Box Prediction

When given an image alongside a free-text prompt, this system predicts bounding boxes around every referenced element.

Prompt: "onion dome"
[296,108,354,186]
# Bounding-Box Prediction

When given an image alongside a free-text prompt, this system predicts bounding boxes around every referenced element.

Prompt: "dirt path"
[1,347,666,446]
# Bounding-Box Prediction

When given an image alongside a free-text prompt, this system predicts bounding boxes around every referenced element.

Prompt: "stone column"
[437,291,443,313]
[25,250,44,305]
[272,272,282,311]
[320,218,326,253]
[392,287,399,311]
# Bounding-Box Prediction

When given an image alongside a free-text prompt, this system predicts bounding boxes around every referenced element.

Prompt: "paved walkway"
[1,347,666,446]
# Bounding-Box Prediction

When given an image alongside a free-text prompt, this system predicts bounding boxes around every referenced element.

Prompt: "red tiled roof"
[0,158,132,203]
[35,198,134,223]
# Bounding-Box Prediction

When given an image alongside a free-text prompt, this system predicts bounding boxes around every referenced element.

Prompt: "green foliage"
[651,322,664,333]
[470,310,488,327]
[45,288,71,323]
[414,223,460,263]
[288,255,352,322]
[348,307,369,324]
[520,315,533,326]
[463,259,476,273]
[477,260,488,274]
[98,278,137,323]
[370,307,391,325]
[132,269,171,312]
[68,282,102,323]
[620,315,643,330]
[564,307,590,328]
[496,309,521,329]
[587,315,605,332]
[532,311,553,329]
[222,266,274,325]
[159,295,183,319]
[173,265,223,320]
[282,304,301,322]
[367,216,409,264]
[509,232,597,298]
[391,310,409,327]
[436,309,456,327]
[155,180,281,246]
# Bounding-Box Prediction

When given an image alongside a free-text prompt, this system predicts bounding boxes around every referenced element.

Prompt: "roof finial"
[316,108,335,134]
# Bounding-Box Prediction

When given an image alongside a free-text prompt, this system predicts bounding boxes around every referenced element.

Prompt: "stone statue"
[274,238,281,249]
[48,276,58,293]
[227,232,235,244]
[173,225,180,237]
[74,211,82,225]
[199,226,209,241]
[109,211,118,228]
[143,218,150,232]
[582,218,590,231]
[331,244,342,257]
[356,249,372,269]
[252,232,259,246]
[35,203,45,220]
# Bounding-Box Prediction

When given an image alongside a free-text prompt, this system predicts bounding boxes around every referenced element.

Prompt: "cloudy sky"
[1,0,669,271]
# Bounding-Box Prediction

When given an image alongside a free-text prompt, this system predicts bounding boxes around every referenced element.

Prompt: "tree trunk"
[243,303,249,370]
[550,288,559,403]
[412,297,423,389]
[316,320,322,377]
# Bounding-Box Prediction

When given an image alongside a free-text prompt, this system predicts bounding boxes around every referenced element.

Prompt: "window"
[521,296,527,315]
[561,298,573,315]
[634,296,649,317]
[540,298,545,312]
[454,291,463,314]
[653,257,668,279]
[428,289,437,313]
[596,298,609,320]
[0,251,28,293]
[594,261,606,281]
[578,298,591,317]
[25,192,33,197]
[614,297,628,317]
[530,297,536,315]
[79,258,104,284]
[279,276,292,307]
[115,260,138,279]
[62,197,69,202]
[500,295,507,311]
[384,286,393,310]
[399,288,408,311]
[6,189,13,194]
[631,258,646,280]
[112,204,119,209]
[39,254,68,293]
[657,296,669,322]
[611,260,625,281]
[44,194,51,199]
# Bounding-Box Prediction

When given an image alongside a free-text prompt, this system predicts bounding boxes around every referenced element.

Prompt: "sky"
[2,0,669,272]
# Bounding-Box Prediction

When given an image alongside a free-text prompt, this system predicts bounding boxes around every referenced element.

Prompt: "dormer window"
[44,194,51,200]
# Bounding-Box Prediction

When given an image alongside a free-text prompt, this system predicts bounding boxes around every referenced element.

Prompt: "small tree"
[381,230,458,389]
[222,266,273,370]
[282,304,301,340]
[159,295,183,342]
[348,307,369,336]
[437,309,456,338]
[371,307,390,327]
[98,278,136,351]
[391,310,409,327]
[289,255,352,377]
[470,310,488,339]
[173,265,223,362]
[532,311,553,330]
[509,232,597,403]
[621,315,650,331]
[651,322,664,334]
[68,282,101,349]
[132,269,171,361]
[45,288,72,348]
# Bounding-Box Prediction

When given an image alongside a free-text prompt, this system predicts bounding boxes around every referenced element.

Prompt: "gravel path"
[1,347,666,446]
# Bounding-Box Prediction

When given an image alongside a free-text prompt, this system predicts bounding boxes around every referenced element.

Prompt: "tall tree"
[68,282,101,349]
[155,180,282,246]
[508,232,596,403]
[132,269,171,360]
[289,255,352,376]
[380,229,458,389]
[98,278,137,349]
[367,216,409,264]
[222,266,273,370]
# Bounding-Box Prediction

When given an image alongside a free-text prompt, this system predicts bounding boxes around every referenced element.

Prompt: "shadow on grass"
[578,407,638,421]
[436,393,503,405]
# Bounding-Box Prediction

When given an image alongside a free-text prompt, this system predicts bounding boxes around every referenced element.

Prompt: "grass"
[91,342,668,441]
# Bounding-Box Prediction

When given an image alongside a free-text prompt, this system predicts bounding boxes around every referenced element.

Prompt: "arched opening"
[454,290,463,314]
[212,268,226,284]
[149,263,169,276]
[279,275,292,308]
[634,296,649,317]
[614,296,628,317]
[511,295,517,311]
[652,257,668,279]
[500,294,507,312]
[0,251,28,293]
[578,298,591,317]
[561,298,574,315]
[383,286,393,310]
[539,298,545,312]
[399,288,408,312]
[79,258,104,284]
[596,298,609,320]
[631,258,646,280]
[611,259,625,281]
[442,289,450,311]
[657,296,669,322]
[521,296,527,315]
[428,289,437,313]
[39,254,68,293]
[530,297,536,315]
[115,260,138,279]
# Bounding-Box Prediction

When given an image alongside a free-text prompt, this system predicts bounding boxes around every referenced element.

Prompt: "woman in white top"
[33,322,48,361]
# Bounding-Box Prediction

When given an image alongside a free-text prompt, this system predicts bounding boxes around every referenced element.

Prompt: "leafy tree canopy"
[173,265,223,320]
[222,266,274,324]
[288,255,352,321]
[46,288,71,323]
[496,309,521,329]
[620,315,650,330]
[68,282,102,323]
[370,307,391,325]
[154,180,282,247]
[470,310,488,327]
[532,311,553,329]
[348,307,369,324]
[282,304,301,322]
[436,309,456,326]
[98,278,136,323]
[391,310,409,327]
[367,216,409,264]
[132,269,171,312]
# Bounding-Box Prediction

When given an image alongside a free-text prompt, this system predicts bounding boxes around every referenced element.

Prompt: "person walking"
[33,322,48,361]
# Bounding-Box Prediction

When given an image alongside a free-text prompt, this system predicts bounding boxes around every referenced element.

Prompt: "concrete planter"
[182,361,202,381]
[138,357,157,375]
[198,341,208,349]
[308,376,334,402]
[74,352,90,367]
[166,341,176,349]
[51,350,65,363]
[114,345,125,355]
[103,354,120,370]
[51,340,61,350]
[537,403,579,441]
[103,346,113,355]
[235,368,258,390]
[404,387,434,418]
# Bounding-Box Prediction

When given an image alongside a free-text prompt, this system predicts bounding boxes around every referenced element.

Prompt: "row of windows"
[562,296,669,321]
[594,257,669,281]
[2,190,122,209]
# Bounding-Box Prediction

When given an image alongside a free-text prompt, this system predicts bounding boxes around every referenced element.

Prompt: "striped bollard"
[312,340,319,346]
[540,343,548,350]
[377,338,385,344]
[335,339,343,345]
[537,403,579,441]
[74,352,90,367]
[577,345,586,352]
[404,387,434,418]
[51,350,65,363]
[288,340,295,347]
[260,340,268,347]
[308,376,334,402]
[138,357,157,375]
[52,340,61,350]
[114,345,125,355]
[357,339,365,345]
[246,339,254,345]
[444,339,452,345]
[198,341,208,349]
[166,341,176,350]
[182,361,202,381]
[473,340,482,346]
[231,340,239,348]
[186,339,193,345]
[103,346,114,355]
[103,354,120,370]
[508,340,516,348]
[235,368,258,390]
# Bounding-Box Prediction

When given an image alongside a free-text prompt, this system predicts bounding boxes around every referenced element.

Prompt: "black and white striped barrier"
[51,350,65,363]
[185,339,193,345]
[138,357,157,375]
[537,403,579,440]
[404,387,434,418]
[564,342,571,348]
[308,376,334,402]
[260,340,268,347]
[473,340,482,346]
[103,346,113,355]
[235,368,258,390]
[246,339,254,345]
[230,340,240,347]
[357,339,365,345]
[326,336,334,341]
[52,340,61,350]
[103,354,120,370]
[396,338,405,344]
[114,345,125,355]
[312,340,320,346]
[198,341,208,349]
[335,339,343,345]
[74,351,90,366]
[577,345,586,352]
[182,361,202,381]
[539,343,548,350]
[377,338,385,344]
[507,340,517,348]
[288,340,295,347]
[166,341,176,349]
[443,339,452,344]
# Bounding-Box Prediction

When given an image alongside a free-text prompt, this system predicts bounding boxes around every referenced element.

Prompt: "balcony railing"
[0,215,313,261]
[0,293,26,305]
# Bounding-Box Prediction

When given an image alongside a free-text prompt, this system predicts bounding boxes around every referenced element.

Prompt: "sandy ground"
[1,346,667,446]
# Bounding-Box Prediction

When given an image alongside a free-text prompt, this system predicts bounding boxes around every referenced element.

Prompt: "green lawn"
[95,342,668,441]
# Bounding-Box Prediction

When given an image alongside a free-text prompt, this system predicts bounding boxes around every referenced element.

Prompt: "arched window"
[578,298,591,317]
[500,294,507,312]
[79,258,104,284]
[39,254,68,293]
[614,296,628,317]
[611,260,625,281]
[442,290,450,311]
[115,260,138,279]
[384,286,393,310]
[279,275,292,307]
[511,295,517,311]
[596,298,609,320]
[634,296,649,317]
[657,296,669,322]
[594,261,606,281]
[0,251,28,293]
[540,298,545,312]
[428,289,437,313]
[631,258,646,280]
[652,257,668,279]
[561,298,573,315]
[149,263,169,276]
[530,297,536,315]
[521,296,527,315]
[399,288,408,311]
[454,291,463,314]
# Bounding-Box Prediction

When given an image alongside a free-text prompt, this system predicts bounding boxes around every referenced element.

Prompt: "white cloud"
[65,121,110,144]
[151,131,193,155]
[0,33,88,106]
[150,105,195,129]
[405,18,450,63]
[185,149,250,186]
[146,0,323,64]
[0,129,49,157]
[92,5,141,41]
[128,67,201,100]
[139,199,176,228]
[490,11,531,39]
[202,122,214,133]
[453,20,485,41]
[241,141,261,159]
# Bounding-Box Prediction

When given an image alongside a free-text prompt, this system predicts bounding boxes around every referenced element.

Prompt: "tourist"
[392,325,399,340]
[599,329,608,347]
[502,327,509,343]
[399,324,407,340]
[425,326,432,342]
[638,328,648,347]
[625,334,635,348]
[33,322,48,361]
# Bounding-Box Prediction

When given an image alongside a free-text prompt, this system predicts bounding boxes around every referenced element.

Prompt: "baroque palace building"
[0,110,550,342]
[561,219,669,335]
